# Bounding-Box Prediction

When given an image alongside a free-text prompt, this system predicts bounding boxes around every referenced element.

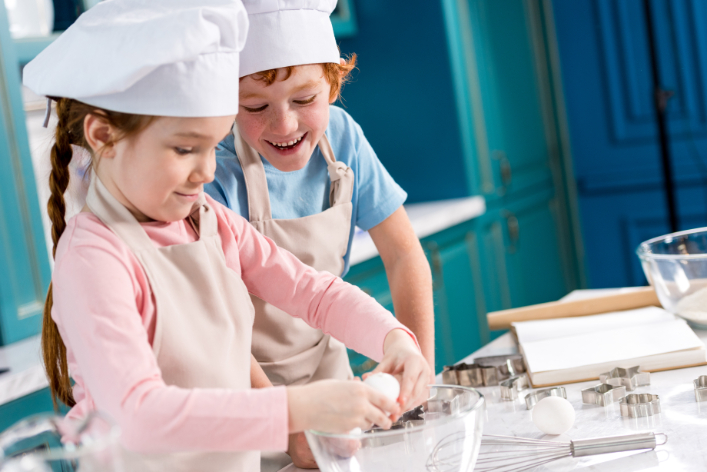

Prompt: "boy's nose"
[270,109,299,136]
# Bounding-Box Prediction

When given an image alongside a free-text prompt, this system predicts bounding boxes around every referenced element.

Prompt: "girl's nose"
[191,153,216,184]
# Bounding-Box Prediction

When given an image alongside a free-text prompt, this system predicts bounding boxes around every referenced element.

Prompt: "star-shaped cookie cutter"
[694,375,707,402]
[442,354,525,388]
[524,386,567,410]
[619,393,661,418]
[499,374,529,401]
[599,366,650,391]
[581,383,627,406]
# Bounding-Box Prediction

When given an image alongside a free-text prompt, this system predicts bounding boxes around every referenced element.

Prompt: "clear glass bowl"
[637,227,707,329]
[305,385,485,472]
[0,413,122,471]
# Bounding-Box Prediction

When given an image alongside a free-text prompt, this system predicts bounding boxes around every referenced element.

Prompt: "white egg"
[531,396,575,435]
[364,373,400,401]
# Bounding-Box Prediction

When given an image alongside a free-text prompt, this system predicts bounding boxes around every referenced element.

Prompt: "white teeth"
[271,136,303,147]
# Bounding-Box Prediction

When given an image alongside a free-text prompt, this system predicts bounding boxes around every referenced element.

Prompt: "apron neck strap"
[232,123,272,223]
[232,127,352,222]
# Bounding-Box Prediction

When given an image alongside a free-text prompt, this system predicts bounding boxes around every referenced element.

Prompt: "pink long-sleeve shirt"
[52,195,414,453]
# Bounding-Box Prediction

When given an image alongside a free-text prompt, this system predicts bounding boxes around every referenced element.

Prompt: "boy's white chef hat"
[239,0,339,78]
[23,0,248,117]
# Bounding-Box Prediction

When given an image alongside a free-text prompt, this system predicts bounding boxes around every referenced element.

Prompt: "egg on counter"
[531,396,575,435]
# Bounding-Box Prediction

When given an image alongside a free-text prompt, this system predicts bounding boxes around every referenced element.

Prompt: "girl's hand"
[366,329,431,411]
[287,380,401,434]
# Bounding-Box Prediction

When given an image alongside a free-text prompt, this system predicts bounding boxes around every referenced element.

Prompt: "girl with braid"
[23,1,430,470]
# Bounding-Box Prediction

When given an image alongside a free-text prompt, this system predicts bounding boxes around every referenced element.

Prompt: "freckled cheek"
[236,115,268,145]
[299,106,329,135]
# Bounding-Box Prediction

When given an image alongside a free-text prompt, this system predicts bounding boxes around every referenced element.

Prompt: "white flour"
[676,287,707,324]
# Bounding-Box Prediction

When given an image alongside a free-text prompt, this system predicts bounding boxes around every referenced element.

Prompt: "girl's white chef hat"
[23,0,248,117]
[239,0,339,78]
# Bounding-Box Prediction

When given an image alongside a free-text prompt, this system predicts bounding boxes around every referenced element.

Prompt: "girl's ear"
[84,113,116,158]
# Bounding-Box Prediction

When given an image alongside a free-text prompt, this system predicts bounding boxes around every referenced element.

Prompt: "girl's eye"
[242,104,267,113]
[175,147,192,155]
[294,95,317,105]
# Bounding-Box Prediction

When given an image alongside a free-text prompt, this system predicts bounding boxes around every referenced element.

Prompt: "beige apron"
[86,175,258,472]
[233,128,354,386]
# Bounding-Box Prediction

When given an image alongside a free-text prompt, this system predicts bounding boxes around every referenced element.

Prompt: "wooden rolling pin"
[487,287,661,330]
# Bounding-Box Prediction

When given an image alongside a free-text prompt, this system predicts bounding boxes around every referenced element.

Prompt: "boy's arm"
[368,206,435,376]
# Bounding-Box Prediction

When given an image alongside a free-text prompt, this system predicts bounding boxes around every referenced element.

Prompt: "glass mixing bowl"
[0,413,122,472]
[305,385,485,472]
[637,227,707,329]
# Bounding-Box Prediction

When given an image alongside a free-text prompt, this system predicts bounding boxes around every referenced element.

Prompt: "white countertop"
[438,289,707,471]
[349,196,486,266]
[0,335,46,406]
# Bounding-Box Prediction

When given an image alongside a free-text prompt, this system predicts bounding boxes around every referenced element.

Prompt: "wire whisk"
[475,432,667,472]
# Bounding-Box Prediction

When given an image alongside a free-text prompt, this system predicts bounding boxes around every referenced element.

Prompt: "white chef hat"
[239,0,339,78]
[23,0,248,117]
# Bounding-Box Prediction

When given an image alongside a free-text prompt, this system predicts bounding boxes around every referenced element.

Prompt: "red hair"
[244,54,357,101]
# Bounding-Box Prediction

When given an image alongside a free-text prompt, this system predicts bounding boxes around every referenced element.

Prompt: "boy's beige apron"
[86,176,258,472]
[232,128,354,386]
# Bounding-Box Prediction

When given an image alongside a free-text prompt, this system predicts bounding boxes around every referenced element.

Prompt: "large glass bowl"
[305,385,485,472]
[637,227,707,329]
[0,413,122,471]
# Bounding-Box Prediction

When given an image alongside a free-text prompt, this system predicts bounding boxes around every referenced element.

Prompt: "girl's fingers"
[367,387,399,418]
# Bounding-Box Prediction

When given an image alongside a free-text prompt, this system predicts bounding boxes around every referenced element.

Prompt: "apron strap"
[232,123,272,223]
[86,173,212,251]
[319,134,354,208]
[232,127,354,222]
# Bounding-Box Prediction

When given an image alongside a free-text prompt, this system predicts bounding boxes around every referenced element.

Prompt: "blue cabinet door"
[552,0,707,288]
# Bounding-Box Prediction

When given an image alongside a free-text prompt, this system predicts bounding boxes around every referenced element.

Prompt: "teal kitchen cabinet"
[423,221,489,370]
[479,190,573,315]
[0,3,52,345]
[0,388,66,432]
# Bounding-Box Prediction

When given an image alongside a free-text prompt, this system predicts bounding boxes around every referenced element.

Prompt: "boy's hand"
[287,432,317,469]
[366,329,431,411]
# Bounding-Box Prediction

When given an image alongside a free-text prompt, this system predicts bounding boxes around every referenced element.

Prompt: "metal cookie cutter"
[524,386,567,410]
[694,376,707,402]
[499,374,530,401]
[599,366,650,391]
[442,354,525,387]
[582,383,627,406]
[619,393,661,418]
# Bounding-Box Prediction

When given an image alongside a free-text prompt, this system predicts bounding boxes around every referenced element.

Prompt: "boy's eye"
[242,104,267,113]
[174,147,193,155]
[294,94,317,105]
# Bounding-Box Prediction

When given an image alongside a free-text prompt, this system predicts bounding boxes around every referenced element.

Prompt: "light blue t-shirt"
[205,106,407,276]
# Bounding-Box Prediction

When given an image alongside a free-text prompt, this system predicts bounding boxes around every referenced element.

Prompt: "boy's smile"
[237,65,336,172]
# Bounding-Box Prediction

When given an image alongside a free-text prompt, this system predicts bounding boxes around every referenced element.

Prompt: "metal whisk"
[474,432,667,472]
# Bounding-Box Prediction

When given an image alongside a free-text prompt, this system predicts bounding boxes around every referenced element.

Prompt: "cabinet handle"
[500,156,512,186]
[504,211,520,254]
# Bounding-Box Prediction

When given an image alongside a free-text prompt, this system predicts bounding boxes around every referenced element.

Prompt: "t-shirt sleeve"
[336,110,407,231]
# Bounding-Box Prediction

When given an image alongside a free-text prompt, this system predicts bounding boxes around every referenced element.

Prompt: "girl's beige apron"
[86,175,258,472]
[233,128,354,387]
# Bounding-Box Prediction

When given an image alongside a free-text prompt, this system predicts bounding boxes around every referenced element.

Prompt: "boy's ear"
[84,112,117,158]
